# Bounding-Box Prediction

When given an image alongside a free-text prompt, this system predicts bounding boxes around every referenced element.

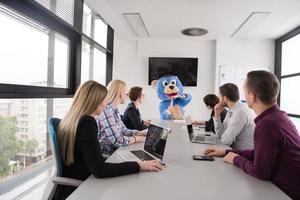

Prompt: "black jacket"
[205,109,227,133]
[54,115,140,199]
[123,102,148,131]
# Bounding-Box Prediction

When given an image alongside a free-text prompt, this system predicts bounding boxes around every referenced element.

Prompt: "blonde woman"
[55,81,163,200]
[96,80,147,156]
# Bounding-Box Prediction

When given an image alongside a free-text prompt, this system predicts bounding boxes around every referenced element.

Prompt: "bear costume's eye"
[171,80,176,85]
[163,81,168,87]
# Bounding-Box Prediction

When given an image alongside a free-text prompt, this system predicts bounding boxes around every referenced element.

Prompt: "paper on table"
[173,120,186,123]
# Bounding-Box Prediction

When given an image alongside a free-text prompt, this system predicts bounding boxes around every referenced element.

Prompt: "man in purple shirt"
[203,70,300,199]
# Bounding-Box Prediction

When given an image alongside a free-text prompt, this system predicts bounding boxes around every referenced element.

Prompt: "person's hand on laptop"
[138,160,164,172]
[203,147,225,157]
[143,120,151,126]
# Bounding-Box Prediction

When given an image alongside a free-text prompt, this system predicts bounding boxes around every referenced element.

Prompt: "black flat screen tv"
[148,57,198,86]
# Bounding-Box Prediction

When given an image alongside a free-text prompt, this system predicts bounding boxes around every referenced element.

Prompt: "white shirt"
[213,101,255,150]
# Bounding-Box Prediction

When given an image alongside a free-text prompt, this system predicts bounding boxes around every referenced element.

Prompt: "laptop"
[117,124,170,162]
[185,116,217,144]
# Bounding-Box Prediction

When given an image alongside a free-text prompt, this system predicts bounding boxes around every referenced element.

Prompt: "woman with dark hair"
[193,94,227,133]
[123,86,150,131]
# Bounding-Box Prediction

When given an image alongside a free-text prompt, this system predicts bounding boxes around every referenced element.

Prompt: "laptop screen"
[186,124,194,140]
[185,116,194,140]
[144,124,169,160]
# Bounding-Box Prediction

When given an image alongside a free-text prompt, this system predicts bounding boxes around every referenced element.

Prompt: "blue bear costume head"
[156,76,184,100]
[152,75,192,120]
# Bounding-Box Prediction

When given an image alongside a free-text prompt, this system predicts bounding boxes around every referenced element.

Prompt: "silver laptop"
[185,116,217,144]
[118,124,170,162]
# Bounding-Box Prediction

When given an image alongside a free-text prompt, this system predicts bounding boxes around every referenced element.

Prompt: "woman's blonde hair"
[105,79,126,104]
[57,80,107,166]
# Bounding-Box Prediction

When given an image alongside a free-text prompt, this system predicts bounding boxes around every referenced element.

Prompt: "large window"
[81,41,107,85]
[81,3,109,85]
[0,7,70,88]
[275,25,300,133]
[0,0,113,198]
[82,3,107,48]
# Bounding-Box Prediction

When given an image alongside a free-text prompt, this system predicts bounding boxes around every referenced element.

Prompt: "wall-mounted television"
[148,57,198,86]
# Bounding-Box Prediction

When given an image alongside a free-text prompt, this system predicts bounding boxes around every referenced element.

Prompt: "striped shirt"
[96,103,138,155]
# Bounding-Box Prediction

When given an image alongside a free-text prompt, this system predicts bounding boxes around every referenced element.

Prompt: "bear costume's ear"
[151,80,157,89]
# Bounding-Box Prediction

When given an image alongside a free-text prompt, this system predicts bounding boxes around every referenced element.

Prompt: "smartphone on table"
[192,155,214,161]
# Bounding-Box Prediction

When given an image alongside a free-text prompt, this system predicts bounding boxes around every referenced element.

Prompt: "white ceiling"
[105,0,300,39]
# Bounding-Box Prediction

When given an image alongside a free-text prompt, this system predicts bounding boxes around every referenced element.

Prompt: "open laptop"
[185,116,217,144]
[117,124,170,162]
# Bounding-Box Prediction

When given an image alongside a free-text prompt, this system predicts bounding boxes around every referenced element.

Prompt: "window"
[0,0,113,198]
[0,98,71,199]
[53,98,73,118]
[280,76,300,115]
[0,5,69,88]
[81,3,110,85]
[82,4,107,48]
[290,117,300,133]
[281,34,300,76]
[81,41,107,85]
[275,25,300,133]
[34,0,75,25]
[82,4,92,37]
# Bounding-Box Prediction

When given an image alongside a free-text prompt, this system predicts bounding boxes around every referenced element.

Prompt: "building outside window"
[0,0,113,198]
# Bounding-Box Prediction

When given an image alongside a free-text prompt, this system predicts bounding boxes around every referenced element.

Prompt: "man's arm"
[219,110,247,145]
[226,149,254,160]
[233,123,280,180]
[213,115,227,137]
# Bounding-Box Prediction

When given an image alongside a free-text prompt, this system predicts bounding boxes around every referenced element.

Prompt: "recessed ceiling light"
[182,28,208,36]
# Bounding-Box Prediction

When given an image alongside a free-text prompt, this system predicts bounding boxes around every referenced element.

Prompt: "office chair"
[42,118,83,200]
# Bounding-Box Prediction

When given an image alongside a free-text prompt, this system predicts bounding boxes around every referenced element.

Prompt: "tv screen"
[148,57,198,86]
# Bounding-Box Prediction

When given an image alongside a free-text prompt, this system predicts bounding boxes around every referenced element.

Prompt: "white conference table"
[67,120,290,200]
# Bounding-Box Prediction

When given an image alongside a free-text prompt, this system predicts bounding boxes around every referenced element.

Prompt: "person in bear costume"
[151,75,192,120]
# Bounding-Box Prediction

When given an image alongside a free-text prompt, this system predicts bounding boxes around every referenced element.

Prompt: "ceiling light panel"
[124,13,149,37]
[231,12,271,37]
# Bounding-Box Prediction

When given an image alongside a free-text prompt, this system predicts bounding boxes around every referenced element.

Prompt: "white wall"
[113,38,216,120]
[87,0,275,121]
[215,38,275,92]
[113,37,275,121]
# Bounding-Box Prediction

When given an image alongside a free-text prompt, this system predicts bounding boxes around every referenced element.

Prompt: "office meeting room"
[1,0,300,199]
